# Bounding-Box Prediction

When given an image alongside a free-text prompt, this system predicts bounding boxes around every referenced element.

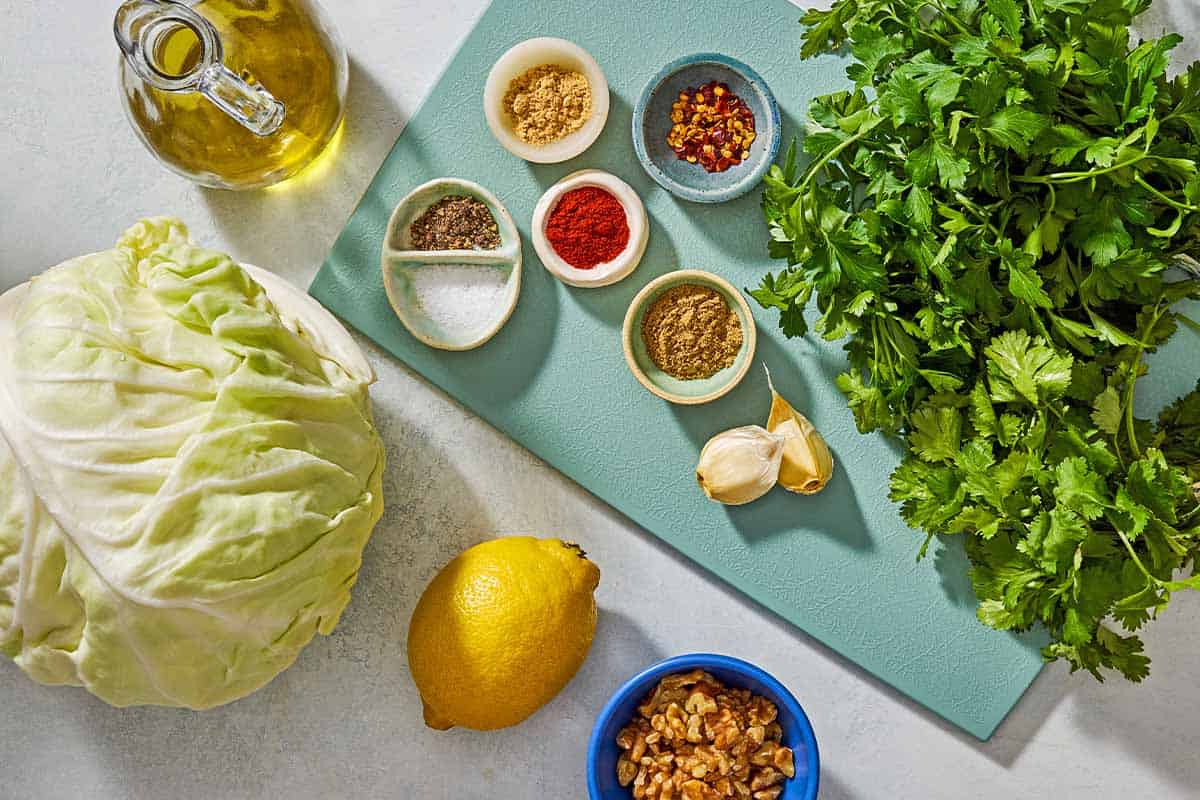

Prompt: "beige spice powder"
[641,284,744,380]
[502,64,593,146]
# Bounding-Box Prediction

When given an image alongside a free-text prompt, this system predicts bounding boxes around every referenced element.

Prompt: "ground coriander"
[502,65,592,146]
[641,284,743,380]
[408,195,501,251]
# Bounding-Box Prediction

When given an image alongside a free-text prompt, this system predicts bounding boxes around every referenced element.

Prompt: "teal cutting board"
[311,0,1200,739]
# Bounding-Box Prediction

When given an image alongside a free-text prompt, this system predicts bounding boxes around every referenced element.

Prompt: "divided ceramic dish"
[382,178,522,351]
[532,169,649,288]
[633,53,781,204]
[484,38,611,163]
[622,270,757,405]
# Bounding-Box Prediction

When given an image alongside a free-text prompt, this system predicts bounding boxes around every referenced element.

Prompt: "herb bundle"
[755,0,1200,680]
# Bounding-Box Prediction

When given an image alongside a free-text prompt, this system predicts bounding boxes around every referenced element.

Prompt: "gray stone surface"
[2,1,1199,798]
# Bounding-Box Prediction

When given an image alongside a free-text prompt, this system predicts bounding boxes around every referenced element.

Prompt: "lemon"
[407,536,601,731]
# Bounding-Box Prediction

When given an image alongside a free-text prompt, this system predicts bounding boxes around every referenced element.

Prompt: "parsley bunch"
[755,0,1200,680]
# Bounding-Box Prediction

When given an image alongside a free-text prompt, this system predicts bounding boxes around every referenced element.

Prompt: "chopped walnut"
[618,756,639,786]
[615,670,796,799]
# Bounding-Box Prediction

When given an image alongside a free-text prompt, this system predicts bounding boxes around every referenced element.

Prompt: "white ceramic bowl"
[484,38,610,163]
[532,169,648,288]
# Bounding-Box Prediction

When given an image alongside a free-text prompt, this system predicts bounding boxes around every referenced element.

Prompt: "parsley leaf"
[909,404,963,462]
[988,0,1023,38]
[984,106,1049,154]
[1091,386,1123,435]
[908,137,970,189]
[1055,458,1111,520]
[985,331,1074,405]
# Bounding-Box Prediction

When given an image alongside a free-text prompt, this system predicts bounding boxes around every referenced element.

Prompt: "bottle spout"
[114,0,164,64]
[114,0,285,136]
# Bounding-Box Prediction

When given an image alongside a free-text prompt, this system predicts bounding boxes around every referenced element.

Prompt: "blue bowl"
[587,654,819,800]
[633,54,782,204]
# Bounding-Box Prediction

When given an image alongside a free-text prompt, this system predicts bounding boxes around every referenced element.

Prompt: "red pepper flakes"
[666,81,757,174]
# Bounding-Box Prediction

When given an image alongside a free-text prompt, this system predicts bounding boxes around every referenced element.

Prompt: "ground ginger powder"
[641,284,744,380]
[503,65,593,146]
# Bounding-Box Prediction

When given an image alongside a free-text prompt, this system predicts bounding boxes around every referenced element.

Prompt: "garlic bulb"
[696,426,785,506]
[766,368,835,495]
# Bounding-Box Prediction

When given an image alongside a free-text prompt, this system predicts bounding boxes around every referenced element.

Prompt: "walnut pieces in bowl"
[616,670,795,800]
[587,654,819,800]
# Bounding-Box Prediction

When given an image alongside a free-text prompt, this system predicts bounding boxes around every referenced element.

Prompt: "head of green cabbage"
[0,218,385,709]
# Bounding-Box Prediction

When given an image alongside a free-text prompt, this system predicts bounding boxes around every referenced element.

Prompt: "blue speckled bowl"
[633,53,781,204]
[586,654,820,800]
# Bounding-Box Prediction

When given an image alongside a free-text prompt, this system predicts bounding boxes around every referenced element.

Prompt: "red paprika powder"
[544,187,631,269]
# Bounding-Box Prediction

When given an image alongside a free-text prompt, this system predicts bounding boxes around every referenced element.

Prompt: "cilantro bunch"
[755,0,1200,680]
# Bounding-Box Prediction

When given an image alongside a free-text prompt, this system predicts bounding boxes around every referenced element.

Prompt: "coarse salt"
[410,263,510,337]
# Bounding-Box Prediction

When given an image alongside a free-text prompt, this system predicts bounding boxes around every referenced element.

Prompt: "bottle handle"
[197,64,286,136]
[114,0,285,136]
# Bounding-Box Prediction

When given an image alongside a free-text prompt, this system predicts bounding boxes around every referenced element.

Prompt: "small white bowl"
[532,169,649,288]
[484,38,610,164]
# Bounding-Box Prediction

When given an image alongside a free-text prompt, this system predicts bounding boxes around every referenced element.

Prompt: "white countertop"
[2,2,1199,798]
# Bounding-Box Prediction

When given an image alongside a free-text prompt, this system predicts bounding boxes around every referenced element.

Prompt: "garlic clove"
[696,425,785,506]
[772,416,834,495]
[765,367,835,495]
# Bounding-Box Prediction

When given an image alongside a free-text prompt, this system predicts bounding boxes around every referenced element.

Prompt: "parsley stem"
[915,22,953,49]
[797,124,878,192]
[1057,105,1087,123]
[923,0,972,37]
[1114,528,1160,585]
[954,192,1004,238]
[1024,0,1039,24]
[1124,372,1141,459]
[927,29,953,49]
[872,318,896,380]
[1134,175,1200,212]
[884,10,954,49]
[1055,106,1108,135]
[1047,403,1068,425]
[1012,153,1154,185]
[1159,525,1190,558]
[1124,303,1169,458]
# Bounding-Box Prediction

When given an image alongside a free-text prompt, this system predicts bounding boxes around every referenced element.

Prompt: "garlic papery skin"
[765,367,835,495]
[696,426,785,506]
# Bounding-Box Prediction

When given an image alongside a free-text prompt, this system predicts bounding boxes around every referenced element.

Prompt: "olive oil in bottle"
[116,0,348,190]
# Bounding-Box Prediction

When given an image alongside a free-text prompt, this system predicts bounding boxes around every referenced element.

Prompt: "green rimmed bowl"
[381,178,522,351]
[622,270,757,405]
